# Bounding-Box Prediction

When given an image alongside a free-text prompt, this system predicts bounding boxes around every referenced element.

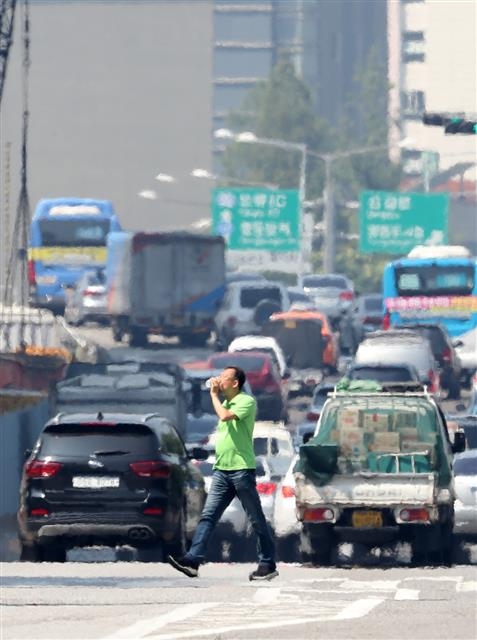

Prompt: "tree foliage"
[222,55,403,293]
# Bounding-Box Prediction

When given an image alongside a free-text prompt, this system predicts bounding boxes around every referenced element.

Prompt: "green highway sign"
[212,188,300,251]
[359,191,449,254]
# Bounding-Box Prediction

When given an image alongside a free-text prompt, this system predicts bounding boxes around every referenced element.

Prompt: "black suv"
[400,323,462,399]
[18,412,207,562]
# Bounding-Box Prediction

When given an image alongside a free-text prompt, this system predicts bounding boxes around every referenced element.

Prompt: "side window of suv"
[154,419,186,456]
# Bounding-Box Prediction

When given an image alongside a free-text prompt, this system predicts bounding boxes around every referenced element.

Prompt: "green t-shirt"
[213,392,257,471]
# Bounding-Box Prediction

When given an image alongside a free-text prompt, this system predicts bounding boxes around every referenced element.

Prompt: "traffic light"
[422,112,477,134]
[444,118,477,134]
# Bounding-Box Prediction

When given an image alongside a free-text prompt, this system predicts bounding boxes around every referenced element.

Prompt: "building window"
[402,31,425,63]
[400,90,426,119]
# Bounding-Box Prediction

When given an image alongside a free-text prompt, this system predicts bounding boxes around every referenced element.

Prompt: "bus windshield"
[395,265,474,296]
[39,219,111,247]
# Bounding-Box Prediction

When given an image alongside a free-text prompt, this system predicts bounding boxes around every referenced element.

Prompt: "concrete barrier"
[0,394,50,561]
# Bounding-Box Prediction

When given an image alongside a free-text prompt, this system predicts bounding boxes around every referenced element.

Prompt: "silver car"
[64,268,109,326]
[299,273,355,326]
[453,450,477,540]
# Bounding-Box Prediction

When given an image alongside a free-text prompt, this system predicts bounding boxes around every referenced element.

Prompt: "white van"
[215,281,290,347]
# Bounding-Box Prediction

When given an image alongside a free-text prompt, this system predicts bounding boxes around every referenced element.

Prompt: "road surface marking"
[145,598,384,639]
[100,603,218,640]
[334,597,384,620]
[394,589,420,600]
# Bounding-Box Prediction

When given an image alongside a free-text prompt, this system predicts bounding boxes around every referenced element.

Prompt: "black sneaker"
[167,555,199,578]
[249,564,279,581]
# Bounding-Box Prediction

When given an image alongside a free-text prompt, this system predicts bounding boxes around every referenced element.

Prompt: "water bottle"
[205,378,213,389]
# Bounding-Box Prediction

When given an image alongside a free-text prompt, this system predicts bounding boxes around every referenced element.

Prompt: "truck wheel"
[300,526,333,566]
[183,333,209,348]
[446,374,461,400]
[112,324,123,342]
[130,327,148,347]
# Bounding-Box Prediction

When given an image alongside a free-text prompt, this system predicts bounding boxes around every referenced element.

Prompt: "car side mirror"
[452,430,466,454]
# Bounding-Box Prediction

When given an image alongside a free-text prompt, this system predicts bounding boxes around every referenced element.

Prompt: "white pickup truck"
[294,382,466,565]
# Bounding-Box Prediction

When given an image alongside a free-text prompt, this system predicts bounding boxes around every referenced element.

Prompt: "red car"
[205,351,288,422]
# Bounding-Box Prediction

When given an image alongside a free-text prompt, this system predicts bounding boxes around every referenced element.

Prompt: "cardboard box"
[339,423,365,457]
[363,413,389,433]
[370,431,400,452]
[337,409,360,429]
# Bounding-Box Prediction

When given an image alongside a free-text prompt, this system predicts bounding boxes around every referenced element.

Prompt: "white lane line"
[339,580,401,591]
[146,598,384,639]
[394,589,420,600]
[100,603,218,640]
[334,598,384,620]
[457,581,477,592]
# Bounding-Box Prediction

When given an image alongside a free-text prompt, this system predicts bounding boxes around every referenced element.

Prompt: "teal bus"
[382,245,477,338]
[28,198,122,313]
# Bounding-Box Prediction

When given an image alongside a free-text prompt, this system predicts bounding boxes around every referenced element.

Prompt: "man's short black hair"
[224,366,246,390]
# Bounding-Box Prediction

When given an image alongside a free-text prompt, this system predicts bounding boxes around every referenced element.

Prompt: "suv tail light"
[306,411,320,421]
[382,311,391,330]
[256,481,277,495]
[83,287,101,297]
[27,260,36,286]
[339,290,354,301]
[30,508,49,517]
[441,346,451,363]
[129,460,171,478]
[427,369,438,393]
[25,460,61,478]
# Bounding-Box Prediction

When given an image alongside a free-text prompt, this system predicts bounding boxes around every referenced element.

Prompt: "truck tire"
[300,525,333,566]
[182,333,209,348]
[129,326,148,348]
[446,374,461,400]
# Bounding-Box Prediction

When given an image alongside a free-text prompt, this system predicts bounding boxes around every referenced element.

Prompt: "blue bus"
[28,198,122,312]
[382,245,477,337]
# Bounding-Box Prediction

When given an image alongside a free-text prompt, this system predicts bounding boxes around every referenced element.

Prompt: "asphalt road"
[2,562,476,640]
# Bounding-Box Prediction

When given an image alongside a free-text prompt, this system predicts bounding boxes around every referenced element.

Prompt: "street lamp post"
[214,129,308,278]
[308,145,392,273]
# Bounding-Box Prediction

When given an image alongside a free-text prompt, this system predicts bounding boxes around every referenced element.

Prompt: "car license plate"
[352,510,383,528]
[72,476,120,489]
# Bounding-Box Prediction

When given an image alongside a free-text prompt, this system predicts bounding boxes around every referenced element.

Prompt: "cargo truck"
[294,381,466,566]
[107,231,226,347]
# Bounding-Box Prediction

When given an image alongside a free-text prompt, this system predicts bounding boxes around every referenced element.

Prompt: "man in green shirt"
[168,365,278,581]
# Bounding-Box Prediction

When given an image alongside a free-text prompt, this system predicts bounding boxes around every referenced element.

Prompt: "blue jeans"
[185,468,275,566]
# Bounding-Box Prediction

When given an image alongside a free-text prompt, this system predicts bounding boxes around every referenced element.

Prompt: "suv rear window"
[210,354,266,371]
[240,287,282,308]
[349,366,416,382]
[39,423,157,457]
[302,276,347,288]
